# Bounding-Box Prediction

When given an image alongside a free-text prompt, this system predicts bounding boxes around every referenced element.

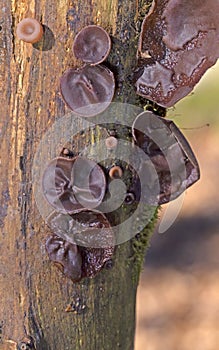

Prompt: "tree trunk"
[0,1,156,349]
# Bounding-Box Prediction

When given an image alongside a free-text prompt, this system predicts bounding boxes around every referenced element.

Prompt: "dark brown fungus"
[72,210,114,278]
[60,65,115,117]
[132,111,200,204]
[135,0,219,107]
[80,242,114,279]
[73,25,111,65]
[162,0,219,51]
[47,209,115,248]
[46,235,82,281]
[42,156,106,214]
[109,166,123,179]
[47,210,115,280]
[16,18,43,43]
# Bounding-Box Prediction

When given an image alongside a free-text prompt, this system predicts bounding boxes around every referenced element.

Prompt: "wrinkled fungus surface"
[47,209,115,248]
[73,25,111,65]
[46,235,82,281]
[132,111,200,204]
[16,18,43,43]
[42,156,106,214]
[60,65,115,117]
[135,0,219,107]
[46,210,114,281]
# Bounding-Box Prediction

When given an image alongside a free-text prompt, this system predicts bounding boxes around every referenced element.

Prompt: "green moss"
[131,206,160,284]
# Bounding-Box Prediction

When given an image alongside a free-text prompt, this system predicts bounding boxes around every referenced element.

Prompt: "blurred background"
[135,60,219,350]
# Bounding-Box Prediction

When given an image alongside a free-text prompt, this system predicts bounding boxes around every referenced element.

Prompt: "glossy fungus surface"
[135,0,219,107]
[46,235,82,281]
[42,156,106,214]
[80,240,114,278]
[132,111,200,204]
[60,65,115,117]
[47,209,115,249]
[16,18,43,43]
[109,166,123,179]
[73,25,111,65]
[46,210,114,281]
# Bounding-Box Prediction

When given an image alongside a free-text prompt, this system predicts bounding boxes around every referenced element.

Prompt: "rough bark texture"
[0,1,156,349]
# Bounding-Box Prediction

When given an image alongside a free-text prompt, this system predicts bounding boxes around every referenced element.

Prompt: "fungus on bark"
[109,166,123,179]
[73,25,111,65]
[60,65,115,117]
[42,156,106,214]
[46,235,82,281]
[46,210,115,281]
[132,111,200,204]
[134,0,219,107]
[16,18,43,43]
[47,209,114,249]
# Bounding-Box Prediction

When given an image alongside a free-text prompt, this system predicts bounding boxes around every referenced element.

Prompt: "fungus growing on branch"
[42,156,106,213]
[134,0,219,107]
[16,18,43,43]
[60,65,115,117]
[73,25,111,65]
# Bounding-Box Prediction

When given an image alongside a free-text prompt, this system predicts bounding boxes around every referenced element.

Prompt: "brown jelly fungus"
[73,211,114,278]
[109,166,123,179]
[73,25,111,65]
[46,210,115,281]
[80,242,114,279]
[132,111,200,204]
[46,235,82,281]
[134,0,219,107]
[47,209,115,249]
[16,18,43,43]
[42,156,106,214]
[60,65,115,117]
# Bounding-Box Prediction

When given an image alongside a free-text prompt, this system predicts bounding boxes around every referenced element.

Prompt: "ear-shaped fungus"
[46,235,82,281]
[46,210,114,280]
[73,25,111,65]
[47,210,114,248]
[132,111,200,204]
[134,0,219,107]
[16,18,43,43]
[60,65,115,117]
[42,156,106,213]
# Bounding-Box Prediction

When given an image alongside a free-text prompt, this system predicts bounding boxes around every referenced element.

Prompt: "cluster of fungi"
[60,25,115,117]
[43,27,118,282]
[16,0,219,282]
[42,156,115,282]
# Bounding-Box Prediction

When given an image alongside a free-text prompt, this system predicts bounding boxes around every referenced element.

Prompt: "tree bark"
[0,1,156,349]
